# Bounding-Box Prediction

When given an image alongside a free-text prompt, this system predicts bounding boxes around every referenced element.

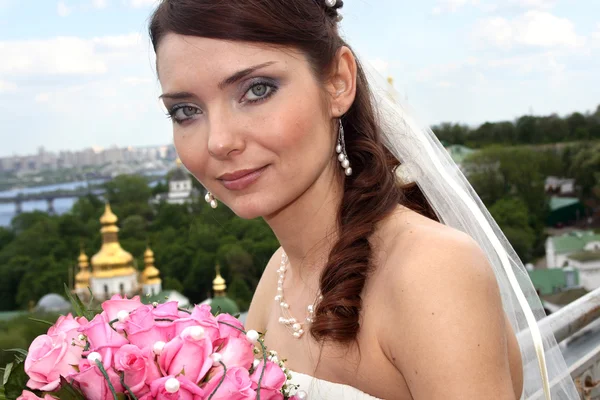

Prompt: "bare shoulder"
[376,208,516,399]
[245,246,283,332]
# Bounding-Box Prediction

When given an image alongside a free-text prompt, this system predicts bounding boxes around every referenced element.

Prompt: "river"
[0,172,166,227]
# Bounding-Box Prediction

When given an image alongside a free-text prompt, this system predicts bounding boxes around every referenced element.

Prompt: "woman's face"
[157,34,338,219]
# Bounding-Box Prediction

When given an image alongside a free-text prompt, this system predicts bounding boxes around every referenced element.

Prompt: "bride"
[149,0,578,398]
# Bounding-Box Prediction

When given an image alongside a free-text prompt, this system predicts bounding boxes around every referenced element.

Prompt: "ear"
[325,46,357,118]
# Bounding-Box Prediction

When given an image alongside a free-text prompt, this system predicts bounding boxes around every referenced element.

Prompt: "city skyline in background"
[0,0,599,157]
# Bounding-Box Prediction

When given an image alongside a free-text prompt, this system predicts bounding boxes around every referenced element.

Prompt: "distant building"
[74,204,162,300]
[154,159,199,205]
[546,230,600,268]
[565,251,600,291]
[546,197,587,227]
[545,176,576,196]
[35,293,71,313]
[200,265,240,316]
[445,144,477,171]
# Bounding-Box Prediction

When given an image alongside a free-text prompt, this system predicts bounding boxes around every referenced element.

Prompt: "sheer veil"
[362,63,578,399]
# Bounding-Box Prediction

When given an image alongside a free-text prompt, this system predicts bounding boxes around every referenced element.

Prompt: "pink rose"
[80,313,129,369]
[17,390,56,400]
[47,314,88,360]
[208,337,254,379]
[203,366,255,400]
[174,304,220,345]
[101,294,143,321]
[24,332,79,391]
[114,344,161,397]
[141,375,204,400]
[159,334,213,384]
[216,313,245,340]
[125,305,176,351]
[101,294,143,331]
[250,361,286,400]
[152,301,180,319]
[69,358,123,400]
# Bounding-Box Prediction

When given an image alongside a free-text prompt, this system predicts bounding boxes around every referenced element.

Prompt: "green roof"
[568,251,600,262]
[528,268,579,296]
[445,145,476,164]
[550,230,600,254]
[210,296,239,316]
[549,197,581,211]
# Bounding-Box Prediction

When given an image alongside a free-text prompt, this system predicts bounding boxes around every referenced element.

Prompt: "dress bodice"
[289,371,383,400]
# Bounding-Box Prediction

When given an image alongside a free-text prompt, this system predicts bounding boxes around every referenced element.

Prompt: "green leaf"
[3,349,27,359]
[64,283,86,317]
[3,359,27,400]
[28,317,54,327]
[2,363,12,387]
[51,377,85,400]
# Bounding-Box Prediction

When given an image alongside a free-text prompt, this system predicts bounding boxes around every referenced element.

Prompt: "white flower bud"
[210,353,222,366]
[246,330,259,344]
[116,310,129,323]
[87,352,102,363]
[153,341,166,355]
[165,377,180,393]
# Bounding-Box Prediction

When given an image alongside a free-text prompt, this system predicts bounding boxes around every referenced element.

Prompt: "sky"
[0,0,599,157]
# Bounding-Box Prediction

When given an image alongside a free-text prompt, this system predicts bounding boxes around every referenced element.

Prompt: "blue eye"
[167,104,201,124]
[243,81,278,103]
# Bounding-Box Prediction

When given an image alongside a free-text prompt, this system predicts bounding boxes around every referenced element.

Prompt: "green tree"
[489,197,536,261]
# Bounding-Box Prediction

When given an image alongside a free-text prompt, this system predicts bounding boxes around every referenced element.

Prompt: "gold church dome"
[142,246,161,285]
[91,203,136,279]
[75,249,91,290]
[213,264,227,293]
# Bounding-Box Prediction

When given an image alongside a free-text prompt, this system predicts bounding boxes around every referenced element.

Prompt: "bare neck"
[264,167,343,281]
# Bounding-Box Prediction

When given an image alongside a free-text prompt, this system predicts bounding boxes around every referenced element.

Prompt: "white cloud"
[473,11,585,49]
[35,93,50,103]
[57,1,72,17]
[0,80,17,92]
[92,0,107,9]
[123,77,153,85]
[129,0,157,7]
[0,34,145,77]
[433,0,479,14]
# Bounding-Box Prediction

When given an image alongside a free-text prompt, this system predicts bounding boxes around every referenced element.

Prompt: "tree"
[489,197,536,261]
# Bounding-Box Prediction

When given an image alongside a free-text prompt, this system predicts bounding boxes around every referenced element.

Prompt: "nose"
[206,111,245,159]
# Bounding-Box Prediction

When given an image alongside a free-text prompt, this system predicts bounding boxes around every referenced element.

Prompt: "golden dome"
[213,264,226,294]
[78,250,89,266]
[91,204,136,279]
[176,158,182,167]
[100,203,118,225]
[142,246,161,285]
[75,249,90,290]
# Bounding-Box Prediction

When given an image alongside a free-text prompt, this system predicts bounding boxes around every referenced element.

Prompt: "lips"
[217,166,268,191]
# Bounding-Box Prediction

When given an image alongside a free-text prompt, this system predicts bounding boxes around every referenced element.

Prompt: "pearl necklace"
[275,251,322,339]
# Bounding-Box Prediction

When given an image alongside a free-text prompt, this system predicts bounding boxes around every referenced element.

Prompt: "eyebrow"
[159,61,278,101]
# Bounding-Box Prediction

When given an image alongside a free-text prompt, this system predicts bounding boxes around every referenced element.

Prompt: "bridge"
[0,188,105,214]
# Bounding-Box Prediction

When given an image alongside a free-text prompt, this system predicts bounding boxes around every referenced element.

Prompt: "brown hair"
[149,0,436,344]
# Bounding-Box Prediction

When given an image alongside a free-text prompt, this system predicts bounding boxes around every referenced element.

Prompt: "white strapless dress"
[289,371,383,400]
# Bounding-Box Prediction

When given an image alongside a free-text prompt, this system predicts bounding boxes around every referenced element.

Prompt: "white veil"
[363,64,579,399]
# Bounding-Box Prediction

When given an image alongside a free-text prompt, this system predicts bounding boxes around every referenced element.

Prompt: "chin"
[227,197,277,220]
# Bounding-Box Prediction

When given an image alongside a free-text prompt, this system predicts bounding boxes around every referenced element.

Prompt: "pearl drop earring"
[335,120,352,176]
[204,192,218,209]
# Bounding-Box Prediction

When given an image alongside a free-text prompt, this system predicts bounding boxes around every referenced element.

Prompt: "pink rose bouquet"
[4,294,306,400]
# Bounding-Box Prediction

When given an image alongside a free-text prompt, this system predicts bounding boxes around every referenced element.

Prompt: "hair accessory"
[335,120,352,176]
[324,0,337,7]
[204,192,218,209]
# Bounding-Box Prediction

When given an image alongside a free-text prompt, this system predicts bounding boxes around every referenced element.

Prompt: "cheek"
[173,130,209,179]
